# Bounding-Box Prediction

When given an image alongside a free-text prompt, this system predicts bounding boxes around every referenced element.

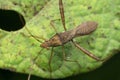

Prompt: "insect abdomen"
[74,21,98,37]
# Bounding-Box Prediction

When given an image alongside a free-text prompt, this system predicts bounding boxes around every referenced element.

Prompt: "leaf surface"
[0,0,120,79]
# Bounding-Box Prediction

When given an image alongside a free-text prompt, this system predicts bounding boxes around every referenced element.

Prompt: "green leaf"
[0,0,120,79]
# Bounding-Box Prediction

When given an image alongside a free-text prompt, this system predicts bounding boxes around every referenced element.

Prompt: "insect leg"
[50,20,59,33]
[27,74,31,80]
[59,0,67,31]
[48,47,54,78]
[62,45,81,67]
[27,48,44,80]
[71,40,101,61]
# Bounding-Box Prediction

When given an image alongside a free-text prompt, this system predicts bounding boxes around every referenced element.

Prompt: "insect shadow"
[21,0,102,80]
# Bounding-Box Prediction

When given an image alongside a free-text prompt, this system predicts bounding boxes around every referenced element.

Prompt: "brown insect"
[25,0,100,79]
[40,0,100,61]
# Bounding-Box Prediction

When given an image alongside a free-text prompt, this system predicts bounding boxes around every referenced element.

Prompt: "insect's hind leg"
[71,40,101,61]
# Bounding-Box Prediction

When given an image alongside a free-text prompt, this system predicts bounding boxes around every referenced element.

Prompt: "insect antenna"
[25,26,46,43]
[19,13,46,43]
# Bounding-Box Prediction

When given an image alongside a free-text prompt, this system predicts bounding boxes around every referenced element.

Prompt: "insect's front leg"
[27,48,44,80]
[50,19,61,33]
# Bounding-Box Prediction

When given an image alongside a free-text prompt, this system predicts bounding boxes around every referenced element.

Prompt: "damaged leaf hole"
[0,9,25,31]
